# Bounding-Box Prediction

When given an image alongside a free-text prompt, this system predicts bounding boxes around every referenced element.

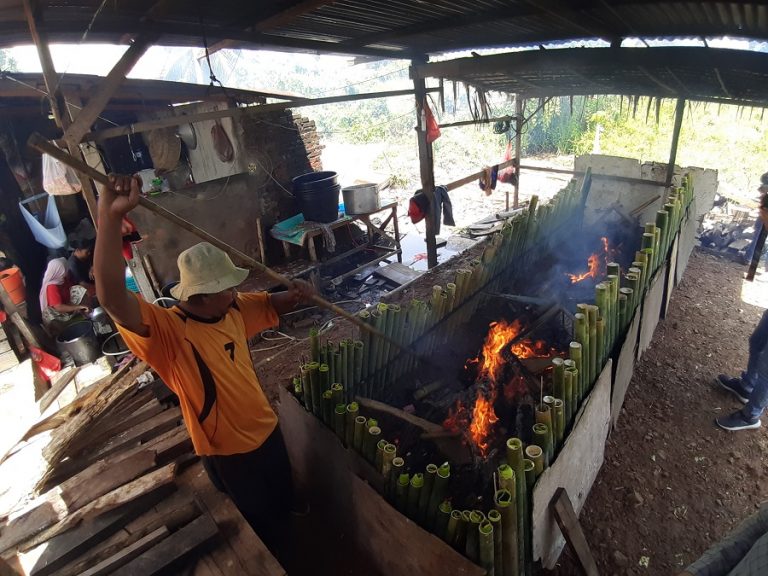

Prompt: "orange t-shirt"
[117,293,279,456]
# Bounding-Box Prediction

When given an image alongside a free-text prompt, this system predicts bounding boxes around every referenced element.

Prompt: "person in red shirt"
[39,257,88,330]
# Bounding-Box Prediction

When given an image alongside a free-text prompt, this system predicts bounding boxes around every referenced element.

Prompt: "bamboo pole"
[340,340,350,392]
[532,423,551,469]
[552,357,565,401]
[446,510,462,548]
[505,437,527,575]
[586,304,598,387]
[381,443,397,477]
[427,462,451,528]
[322,390,333,426]
[406,473,424,520]
[353,415,367,451]
[494,488,518,576]
[488,509,503,576]
[309,362,322,417]
[419,463,438,525]
[309,327,320,363]
[375,439,387,471]
[301,364,313,413]
[525,444,544,477]
[345,402,359,447]
[563,363,575,423]
[456,511,471,553]
[596,317,605,369]
[395,473,410,513]
[479,520,496,576]
[553,399,565,448]
[365,425,382,462]
[466,510,483,563]
[619,287,634,332]
[436,500,453,539]
[292,376,302,405]
[569,340,583,402]
[389,456,405,500]
[353,340,364,396]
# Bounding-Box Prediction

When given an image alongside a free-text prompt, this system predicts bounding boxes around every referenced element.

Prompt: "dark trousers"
[202,426,293,556]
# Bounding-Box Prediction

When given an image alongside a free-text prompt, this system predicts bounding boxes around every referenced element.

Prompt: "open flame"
[478,320,524,382]
[567,236,612,284]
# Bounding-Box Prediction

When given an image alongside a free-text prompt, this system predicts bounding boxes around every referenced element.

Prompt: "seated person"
[39,257,89,330]
[67,237,95,287]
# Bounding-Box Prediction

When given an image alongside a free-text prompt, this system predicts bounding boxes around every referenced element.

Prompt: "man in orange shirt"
[93,174,313,557]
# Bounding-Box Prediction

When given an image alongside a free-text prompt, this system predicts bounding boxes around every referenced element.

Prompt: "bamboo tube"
[340,340,350,392]
[375,439,387,471]
[596,316,605,369]
[407,473,424,520]
[436,500,453,540]
[370,308,384,389]
[427,462,451,528]
[353,340,364,394]
[563,368,577,424]
[395,473,410,513]
[381,443,397,478]
[495,489,519,576]
[444,282,457,343]
[505,437,527,575]
[626,271,640,312]
[402,300,419,374]
[569,340,583,401]
[498,464,516,494]
[523,459,536,489]
[534,405,554,465]
[594,282,608,339]
[309,362,322,417]
[642,247,654,283]
[466,510,483,563]
[334,403,346,441]
[456,511,471,553]
[552,357,565,401]
[419,463,438,525]
[553,398,565,448]
[388,456,405,500]
[544,395,557,449]
[488,509,503,576]
[532,423,551,468]
[655,209,669,263]
[618,292,628,334]
[365,425,382,462]
[575,306,589,387]
[327,342,335,384]
[526,444,544,477]
[384,305,401,385]
[331,382,343,407]
[292,376,302,404]
[653,227,662,270]
[446,509,462,548]
[319,362,330,396]
[322,390,333,426]
[633,258,647,295]
[479,520,496,576]
[333,351,343,397]
[366,418,378,429]
[606,262,621,280]
[619,288,634,331]
[309,327,320,363]
[345,402,359,447]
[606,275,619,352]
[586,305,598,386]
[641,232,655,270]
[300,364,313,413]
[353,415,367,452]
[358,310,371,381]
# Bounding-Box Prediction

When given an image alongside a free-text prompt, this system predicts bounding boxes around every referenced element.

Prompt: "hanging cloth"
[19,193,67,249]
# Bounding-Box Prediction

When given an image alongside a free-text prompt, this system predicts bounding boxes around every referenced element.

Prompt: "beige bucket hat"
[170,242,249,301]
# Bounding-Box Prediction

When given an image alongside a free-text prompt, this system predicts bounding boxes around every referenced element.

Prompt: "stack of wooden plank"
[0,357,285,576]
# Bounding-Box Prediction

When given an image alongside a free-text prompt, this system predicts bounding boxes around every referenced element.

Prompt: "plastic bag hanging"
[19,194,67,249]
[42,152,82,196]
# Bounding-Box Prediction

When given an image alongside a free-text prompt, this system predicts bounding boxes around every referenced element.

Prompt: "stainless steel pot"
[342,183,380,215]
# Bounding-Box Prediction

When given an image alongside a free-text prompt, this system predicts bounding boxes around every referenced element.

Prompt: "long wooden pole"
[27,133,404,354]
[513,96,523,209]
[665,98,686,187]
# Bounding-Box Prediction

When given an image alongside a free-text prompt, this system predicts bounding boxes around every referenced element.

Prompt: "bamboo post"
[375,439,387,471]
[525,444,544,477]
[309,327,320,363]
[381,443,397,477]
[334,403,347,441]
[552,357,565,402]
[406,473,424,520]
[395,473,410,513]
[534,405,554,465]
[479,520,496,576]
[345,402,359,447]
[418,463,438,525]
[427,462,451,528]
[365,425,382,462]
[322,390,333,425]
[596,316,605,369]
[353,415,367,451]
[436,500,453,540]
[505,438,527,575]
[553,398,565,448]
[569,340,583,401]
[389,456,405,500]
[309,362,322,417]
[495,488,518,576]
[446,510,462,548]
[563,364,574,423]
[488,509,503,576]
[586,305,598,386]
[466,510,483,563]
[301,364,313,413]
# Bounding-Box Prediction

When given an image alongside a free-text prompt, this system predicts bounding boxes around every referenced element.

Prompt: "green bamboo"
[353,340,364,395]
[488,509,503,576]
[388,456,405,500]
[554,399,565,448]
[534,404,553,465]
[308,362,322,417]
[322,390,333,426]
[563,368,578,424]
[446,509,462,548]
[552,357,565,401]
[384,305,401,385]
[526,444,544,477]
[395,473,409,513]
[606,262,621,280]
[532,423,551,468]
[353,415,367,452]
[635,251,648,291]
[523,459,536,489]
[436,500,453,539]
[479,521,496,576]
[365,425,381,463]
[505,437,527,575]
[427,462,451,529]
[575,306,589,391]
[654,227,662,270]
[596,316,605,368]
[375,439,387,471]
[456,511,471,553]
[333,351,342,397]
[370,308,384,391]
[340,340,350,392]
[495,489,519,576]
[586,305,598,386]
[641,231,655,268]
[544,396,557,449]
[292,376,302,403]
[618,292,627,335]
[655,209,669,264]
[301,364,313,413]
[626,271,640,312]
[466,510,483,563]
[594,282,608,341]
[619,288,634,331]
[406,473,424,520]
[358,310,371,382]
[345,402,359,447]
[366,418,378,429]
[381,443,397,477]
[498,464,516,494]
[569,340,583,401]
[418,463,438,525]
[334,403,346,441]
[309,327,320,363]
[606,275,619,353]
[331,382,343,407]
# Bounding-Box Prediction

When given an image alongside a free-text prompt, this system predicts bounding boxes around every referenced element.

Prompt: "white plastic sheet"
[42,152,81,196]
[19,194,67,249]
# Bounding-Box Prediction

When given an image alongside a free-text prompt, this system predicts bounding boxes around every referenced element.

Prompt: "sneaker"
[717,375,750,404]
[716,410,761,431]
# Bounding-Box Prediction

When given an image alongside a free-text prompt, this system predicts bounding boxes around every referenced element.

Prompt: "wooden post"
[0,281,40,350]
[513,95,523,209]
[412,58,438,269]
[665,98,686,187]
[551,487,600,576]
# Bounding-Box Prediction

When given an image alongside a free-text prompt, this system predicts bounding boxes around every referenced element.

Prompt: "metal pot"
[342,183,380,215]
[89,306,115,337]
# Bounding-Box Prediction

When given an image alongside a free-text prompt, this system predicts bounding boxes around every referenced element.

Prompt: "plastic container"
[0,267,25,305]
[293,171,341,223]
[56,321,99,366]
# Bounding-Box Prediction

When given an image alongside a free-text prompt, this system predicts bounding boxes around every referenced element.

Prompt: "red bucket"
[0,267,26,305]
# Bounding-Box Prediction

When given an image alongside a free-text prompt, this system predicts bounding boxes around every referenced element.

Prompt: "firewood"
[79,526,170,576]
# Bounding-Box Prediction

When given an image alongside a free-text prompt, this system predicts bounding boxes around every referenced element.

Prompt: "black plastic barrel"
[293,171,340,223]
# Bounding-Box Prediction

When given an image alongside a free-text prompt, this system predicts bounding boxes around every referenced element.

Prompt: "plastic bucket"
[293,171,341,223]
[0,267,25,305]
[56,321,99,366]
[292,171,338,192]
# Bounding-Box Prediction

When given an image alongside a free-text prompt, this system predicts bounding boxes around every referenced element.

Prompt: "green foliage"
[0,50,17,72]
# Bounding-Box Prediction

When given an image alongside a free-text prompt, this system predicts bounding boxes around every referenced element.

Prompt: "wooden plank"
[373,262,421,286]
[637,268,666,361]
[551,488,600,576]
[87,407,182,462]
[532,360,611,568]
[182,461,286,576]
[111,514,219,576]
[18,463,177,553]
[0,558,20,576]
[0,450,156,553]
[79,526,170,576]
[53,492,200,576]
[37,367,79,414]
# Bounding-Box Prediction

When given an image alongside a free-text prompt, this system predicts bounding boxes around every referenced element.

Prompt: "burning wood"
[566,236,617,284]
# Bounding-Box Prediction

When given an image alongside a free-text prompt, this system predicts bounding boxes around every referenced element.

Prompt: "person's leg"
[744,309,768,387]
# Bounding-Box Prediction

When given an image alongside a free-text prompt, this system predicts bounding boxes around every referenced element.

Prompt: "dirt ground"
[551,249,768,575]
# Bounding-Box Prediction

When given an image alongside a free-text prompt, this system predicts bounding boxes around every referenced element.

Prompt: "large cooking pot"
[342,183,380,215]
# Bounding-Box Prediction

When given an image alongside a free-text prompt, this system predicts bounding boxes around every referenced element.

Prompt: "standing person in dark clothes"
[93,173,314,559]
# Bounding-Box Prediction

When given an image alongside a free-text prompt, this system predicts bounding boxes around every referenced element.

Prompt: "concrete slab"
[611,311,641,427]
[676,198,699,285]
[638,267,667,360]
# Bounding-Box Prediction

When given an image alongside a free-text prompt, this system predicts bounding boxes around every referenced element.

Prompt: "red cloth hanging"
[424,99,441,144]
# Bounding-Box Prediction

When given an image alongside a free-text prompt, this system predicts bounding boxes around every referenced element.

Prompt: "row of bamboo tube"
[290,173,694,574]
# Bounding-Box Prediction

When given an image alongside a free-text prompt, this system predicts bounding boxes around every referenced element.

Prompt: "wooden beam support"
[437,114,516,129]
[713,67,732,98]
[665,98,686,187]
[254,0,337,31]
[513,96,523,209]
[551,487,600,576]
[412,58,438,269]
[63,32,157,149]
[84,87,438,143]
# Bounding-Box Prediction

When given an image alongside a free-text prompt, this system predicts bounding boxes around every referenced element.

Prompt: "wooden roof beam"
[713,67,732,99]
[636,66,677,96]
[254,0,337,31]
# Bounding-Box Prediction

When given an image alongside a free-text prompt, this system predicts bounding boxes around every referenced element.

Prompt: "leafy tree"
[0,50,17,72]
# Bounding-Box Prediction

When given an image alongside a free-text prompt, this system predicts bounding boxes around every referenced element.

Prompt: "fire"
[478,320,523,382]
[511,338,552,359]
[567,252,600,283]
[469,392,499,456]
